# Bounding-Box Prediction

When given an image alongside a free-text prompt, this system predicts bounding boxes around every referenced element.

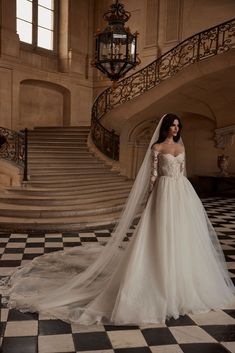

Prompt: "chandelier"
[92,0,140,83]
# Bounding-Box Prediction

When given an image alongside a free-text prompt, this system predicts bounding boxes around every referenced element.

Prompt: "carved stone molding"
[145,0,159,48]
[165,0,181,43]
[214,125,235,149]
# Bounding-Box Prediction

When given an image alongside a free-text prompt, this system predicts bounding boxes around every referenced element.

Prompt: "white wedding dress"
[1,150,235,325]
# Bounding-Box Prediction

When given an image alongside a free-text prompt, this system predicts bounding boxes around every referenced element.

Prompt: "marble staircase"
[0,127,133,230]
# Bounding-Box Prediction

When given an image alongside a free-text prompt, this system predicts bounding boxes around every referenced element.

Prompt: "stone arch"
[122,119,158,178]
[19,80,71,129]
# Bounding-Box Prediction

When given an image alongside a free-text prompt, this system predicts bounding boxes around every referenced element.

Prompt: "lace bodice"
[149,150,185,192]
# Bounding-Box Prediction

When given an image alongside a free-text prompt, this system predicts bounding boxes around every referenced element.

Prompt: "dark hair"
[155,113,182,144]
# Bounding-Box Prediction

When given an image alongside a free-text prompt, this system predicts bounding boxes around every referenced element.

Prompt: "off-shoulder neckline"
[153,151,185,158]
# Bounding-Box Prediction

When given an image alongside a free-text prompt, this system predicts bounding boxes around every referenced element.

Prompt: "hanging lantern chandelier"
[92,0,140,83]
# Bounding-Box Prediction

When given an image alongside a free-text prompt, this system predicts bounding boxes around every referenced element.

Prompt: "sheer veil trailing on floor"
[1,114,234,324]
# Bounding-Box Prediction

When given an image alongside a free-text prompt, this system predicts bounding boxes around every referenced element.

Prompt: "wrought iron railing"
[91,123,119,160]
[91,18,235,160]
[0,127,28,181]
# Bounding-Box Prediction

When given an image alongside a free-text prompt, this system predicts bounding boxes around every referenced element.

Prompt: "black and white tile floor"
[0,197,235,353]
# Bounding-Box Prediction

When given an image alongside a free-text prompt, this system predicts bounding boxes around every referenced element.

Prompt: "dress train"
[1,152,235,325]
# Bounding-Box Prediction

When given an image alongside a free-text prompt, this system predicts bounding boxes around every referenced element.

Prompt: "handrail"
[0,127,28,181]
[91,18,235,160]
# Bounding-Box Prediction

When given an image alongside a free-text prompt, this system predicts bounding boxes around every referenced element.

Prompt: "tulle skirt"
[104,176,235,324]
[1,176,235,325]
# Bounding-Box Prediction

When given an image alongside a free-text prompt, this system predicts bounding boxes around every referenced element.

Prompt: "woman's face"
[168,119,179,138]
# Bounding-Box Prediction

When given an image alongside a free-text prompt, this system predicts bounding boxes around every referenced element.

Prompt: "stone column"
[67,0,94,79]
[58,0,69,72]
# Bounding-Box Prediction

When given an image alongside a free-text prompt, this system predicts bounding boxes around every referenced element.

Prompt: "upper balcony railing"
[91,18,235,161]
[0,127,28,181]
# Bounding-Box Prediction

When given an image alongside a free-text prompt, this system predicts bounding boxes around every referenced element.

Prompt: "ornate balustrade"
[0,127,28,181]
[91,18,235,161]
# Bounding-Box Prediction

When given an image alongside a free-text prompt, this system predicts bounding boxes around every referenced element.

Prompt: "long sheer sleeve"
[148,149,159,194]
[181,155,187,177]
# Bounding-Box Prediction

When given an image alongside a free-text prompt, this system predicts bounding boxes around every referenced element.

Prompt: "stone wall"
[0,0,94,130]
[0,0,234,130]
[94,0,235,89]
[0,0,234,178]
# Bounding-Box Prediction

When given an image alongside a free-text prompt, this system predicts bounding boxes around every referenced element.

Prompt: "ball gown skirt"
[0,153,234,325]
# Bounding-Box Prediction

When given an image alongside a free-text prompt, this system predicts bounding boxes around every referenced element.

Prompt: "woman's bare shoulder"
[176,143,185,153]
[151,143,162,152]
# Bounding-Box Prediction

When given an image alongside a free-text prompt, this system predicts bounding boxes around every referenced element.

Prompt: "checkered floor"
[0,197,235,353]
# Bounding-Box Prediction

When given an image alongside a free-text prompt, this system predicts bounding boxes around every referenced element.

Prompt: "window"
[16,0,33,44]
[16,0,56,51]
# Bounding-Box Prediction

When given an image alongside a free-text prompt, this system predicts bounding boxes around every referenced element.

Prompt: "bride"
[1,113,235,325]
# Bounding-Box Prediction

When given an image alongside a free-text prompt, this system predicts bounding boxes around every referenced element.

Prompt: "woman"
[1,113,235,325]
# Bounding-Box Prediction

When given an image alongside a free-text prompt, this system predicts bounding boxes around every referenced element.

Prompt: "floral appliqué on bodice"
[149,150,185,192]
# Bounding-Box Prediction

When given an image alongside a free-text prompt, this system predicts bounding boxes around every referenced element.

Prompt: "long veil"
[0,115,167,320]
[1,114,234,324]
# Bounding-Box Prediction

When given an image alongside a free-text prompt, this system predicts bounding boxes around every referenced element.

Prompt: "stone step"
[28,139,88,144]
[3,185,131,198]
[8,181,131,191]
[30,129,88,133]
[28,177,118,183]
[29,160,106,166]
[29,139,86,148]
[25,177,128,188]
[28,141,88,146]
[27,174,126,181]
[0,194,130,207]
[28,152,93,157]
[29,131,88,136]
[0,192,129,206]
[28,147,88,152]
[29,167,109,180]
[5,183,129,194]
[29,162,110,170]
[34,126,90,130]
[30,131,89,135]
[28,148,88,152]
[0,213,120,231]
[0,199,126,218]
[30,129,89,132]
[27,174,127,183]
[28,176,120,183]
[29,171,118,179]
[28,161,103,166]
[29,165,108,171]
[29,138,88,142]
[0,125,131,230]
[4,188,127,200]
[6,183,132,196]
[30,131,90,136]
[28,177,118,182]
[28,148,91,158]
[28,154,99,165]
[29,149,90,153]
[29,135,89,138]
[28,143,89,148]
[0,196,126,209]
[28,141,88,145]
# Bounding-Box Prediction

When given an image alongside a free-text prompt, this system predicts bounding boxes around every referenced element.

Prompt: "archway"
[19,80,71,129]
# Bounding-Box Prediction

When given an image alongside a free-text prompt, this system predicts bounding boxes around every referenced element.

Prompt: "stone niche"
[122,119,157,179]
[19,80,71,129]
